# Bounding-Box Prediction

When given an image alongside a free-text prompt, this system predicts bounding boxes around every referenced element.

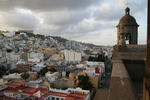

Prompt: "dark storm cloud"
[0,0,101,12]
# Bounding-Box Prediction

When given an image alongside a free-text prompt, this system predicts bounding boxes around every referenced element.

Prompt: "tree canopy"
[88,54,105,62]
[0,67,7,78]
[21,72,30,80]
[77,75,93,91]
[38,67,56,76]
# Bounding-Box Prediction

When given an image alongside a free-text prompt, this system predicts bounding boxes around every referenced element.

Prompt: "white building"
[45,72,59,83]
[32,63,46,72]
[86,61,105,67]
[6,52,20,68]
[16,59,26,65]
[42,88,90,100]
[2,31,15,37]
[85,68,96,76]
[0,51,6,63]
[28,52,44,63]
[3,73,21,79]
[85,61,105,76]
[62,50,81,63]
[6,52,20,63]
[0,79,7,85]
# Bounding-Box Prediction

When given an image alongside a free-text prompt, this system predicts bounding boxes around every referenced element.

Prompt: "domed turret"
[117,7,139,45]
[117,7,138,26]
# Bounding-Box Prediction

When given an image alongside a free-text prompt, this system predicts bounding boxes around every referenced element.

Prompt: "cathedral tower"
[117,7,139,45]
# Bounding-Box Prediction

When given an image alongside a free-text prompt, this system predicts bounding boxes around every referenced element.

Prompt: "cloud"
[93,2,122,21]
[0,8,41,30]
[0,0,147,45]
[113,0,147,13]
[39,10,90,26]
[0,0,100,12]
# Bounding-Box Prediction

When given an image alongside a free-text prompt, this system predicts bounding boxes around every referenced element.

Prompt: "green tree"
[97,54,103,61]
[0,67,7,78]
[21,72,29,80]
[10,69,20,74]
[38,67,57,76]
[66,71,70,77]
[88,56,95,61]
[38,67,48,76]
[77,75,93,91]
[88,54,105,62]
[49,68,57,72]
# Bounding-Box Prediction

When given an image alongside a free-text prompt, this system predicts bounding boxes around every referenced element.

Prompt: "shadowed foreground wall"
[109,45,146,100]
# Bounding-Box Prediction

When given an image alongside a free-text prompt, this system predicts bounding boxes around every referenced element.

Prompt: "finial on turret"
[125,7,130,15]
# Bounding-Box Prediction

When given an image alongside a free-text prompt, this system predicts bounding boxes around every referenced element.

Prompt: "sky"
[0,0,147,45]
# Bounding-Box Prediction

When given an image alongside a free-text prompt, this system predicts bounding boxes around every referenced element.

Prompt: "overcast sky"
[0,0,147,45]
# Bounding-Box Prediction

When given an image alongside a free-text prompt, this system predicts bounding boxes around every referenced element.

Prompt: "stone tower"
[117,7,139,45]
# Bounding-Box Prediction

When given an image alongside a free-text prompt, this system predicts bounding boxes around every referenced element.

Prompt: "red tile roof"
[6,81,25,88]
[39,90,88,100]
[1,81,88,100]
[22,87,37,95]
[0,95,18,100]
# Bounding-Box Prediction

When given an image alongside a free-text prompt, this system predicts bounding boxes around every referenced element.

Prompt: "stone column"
[146,0,150,78]
[146,0,150,92]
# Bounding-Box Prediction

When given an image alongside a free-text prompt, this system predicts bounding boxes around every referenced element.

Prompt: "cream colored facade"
[63,50,81,63]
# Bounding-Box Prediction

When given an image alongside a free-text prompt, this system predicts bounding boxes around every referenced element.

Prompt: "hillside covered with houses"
[0,30,112,100]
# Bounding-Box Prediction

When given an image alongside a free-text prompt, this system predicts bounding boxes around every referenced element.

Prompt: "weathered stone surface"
[109,44,146,100]
[109,77,137,100]
[117,7,139,45]
[112,45,146,61]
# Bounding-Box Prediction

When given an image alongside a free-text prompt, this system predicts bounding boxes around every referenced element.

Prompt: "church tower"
[117,7,139,45]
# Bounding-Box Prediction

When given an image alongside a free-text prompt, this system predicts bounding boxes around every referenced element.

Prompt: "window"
[52,97,55,100]
[56,98,59,100]
[44,98,48,100]
[48,96,51,100]
[47,96,52,100]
